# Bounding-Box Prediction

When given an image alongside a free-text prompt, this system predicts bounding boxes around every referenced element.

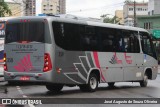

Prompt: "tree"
[101,14,121,24]
[0,0,12,17]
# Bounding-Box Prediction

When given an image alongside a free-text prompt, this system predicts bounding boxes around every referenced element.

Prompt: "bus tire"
[46,84,63,92]
[140,73,148,87]
[108,82,115,87]
[79,73,98,92]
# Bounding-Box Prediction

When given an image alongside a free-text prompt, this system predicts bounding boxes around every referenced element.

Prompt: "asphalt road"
[0,74,160,107]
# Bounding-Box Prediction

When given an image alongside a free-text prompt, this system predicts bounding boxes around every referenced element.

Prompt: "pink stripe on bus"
[93,52,106,82]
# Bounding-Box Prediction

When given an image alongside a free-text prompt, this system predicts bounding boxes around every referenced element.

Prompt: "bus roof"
[7,16,149,33]
[0,17,18,22]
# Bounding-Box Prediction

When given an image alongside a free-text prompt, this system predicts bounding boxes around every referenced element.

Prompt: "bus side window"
[123,31,140,53]
[81,26,98,51]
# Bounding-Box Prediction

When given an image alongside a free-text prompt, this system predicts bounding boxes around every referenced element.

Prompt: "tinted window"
[123,31,140,53]
[97,27,124,52]
[5,22,44,43]
[52,22,140,53]
[52,22,81,50]
[140,32,157,59]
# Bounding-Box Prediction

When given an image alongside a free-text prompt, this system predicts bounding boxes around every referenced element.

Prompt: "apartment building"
[123,1,148,26]
[148,0,160,16]
[41,0,66,15]
[24,0,36,16]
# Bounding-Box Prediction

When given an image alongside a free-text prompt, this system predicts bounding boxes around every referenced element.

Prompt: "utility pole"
[134,0,136,27]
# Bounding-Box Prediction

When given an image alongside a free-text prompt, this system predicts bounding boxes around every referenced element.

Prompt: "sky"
[6,0,149,18]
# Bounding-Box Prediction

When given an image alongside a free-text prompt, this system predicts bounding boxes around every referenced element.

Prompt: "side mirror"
[150,34,153,38]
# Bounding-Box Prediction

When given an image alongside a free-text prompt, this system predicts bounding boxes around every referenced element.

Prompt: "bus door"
[123,31,142,81]
[98,28,124,82]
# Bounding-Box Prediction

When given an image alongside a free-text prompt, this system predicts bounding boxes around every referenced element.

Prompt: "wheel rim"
[90,77,97,89]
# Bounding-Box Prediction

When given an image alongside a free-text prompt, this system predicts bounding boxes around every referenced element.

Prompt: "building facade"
[59,0,66,14]
[115,10,124,25]
[24,0,36,16]
[5,2,21,17]
[42,0,59,15]
[137,15,160,34]
[148,0,160,15]
[123,1,148,26]
[41,0,66,15]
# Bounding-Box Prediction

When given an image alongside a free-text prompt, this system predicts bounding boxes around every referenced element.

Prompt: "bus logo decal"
[124,53,132,64]
[14,54,34,72]
[109,52,122,64]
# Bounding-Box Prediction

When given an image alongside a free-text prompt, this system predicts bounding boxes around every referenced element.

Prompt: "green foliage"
[0,1,12,17]
[101,14,121,24]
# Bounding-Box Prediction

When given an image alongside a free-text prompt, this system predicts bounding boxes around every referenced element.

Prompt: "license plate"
[20,76,30,81]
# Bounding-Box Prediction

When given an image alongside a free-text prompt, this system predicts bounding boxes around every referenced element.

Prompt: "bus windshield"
[140,32,157,60]
[5,22,44,43]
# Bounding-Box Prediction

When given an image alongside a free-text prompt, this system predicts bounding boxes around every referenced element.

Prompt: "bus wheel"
[80,73,98,92]
[140,73,148,87]
[46,84,63,92]
[108,82,115,87]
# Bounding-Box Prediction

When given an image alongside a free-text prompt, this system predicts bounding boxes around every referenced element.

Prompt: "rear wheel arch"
[80,70,99,92]
[87,69,100,84]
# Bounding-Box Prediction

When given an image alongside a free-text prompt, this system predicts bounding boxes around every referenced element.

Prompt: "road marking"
[16,86,35,107]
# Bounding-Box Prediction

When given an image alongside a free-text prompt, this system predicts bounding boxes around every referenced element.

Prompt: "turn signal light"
[3,53,8,71]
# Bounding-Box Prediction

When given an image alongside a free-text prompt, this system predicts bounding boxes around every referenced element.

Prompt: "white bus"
[4,16,158,92]
[0,17,16,77]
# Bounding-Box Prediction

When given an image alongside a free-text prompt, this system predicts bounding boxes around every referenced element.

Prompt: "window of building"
[146,23,148,29]
[129,8,133,11]
[144,22,152,30]
[152,10,154,15]
[137,8,142,11]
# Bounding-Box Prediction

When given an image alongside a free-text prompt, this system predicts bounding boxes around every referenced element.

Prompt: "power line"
[67,2,124,13]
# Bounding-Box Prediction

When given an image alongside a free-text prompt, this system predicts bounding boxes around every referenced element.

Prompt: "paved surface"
[0,67,160,107]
